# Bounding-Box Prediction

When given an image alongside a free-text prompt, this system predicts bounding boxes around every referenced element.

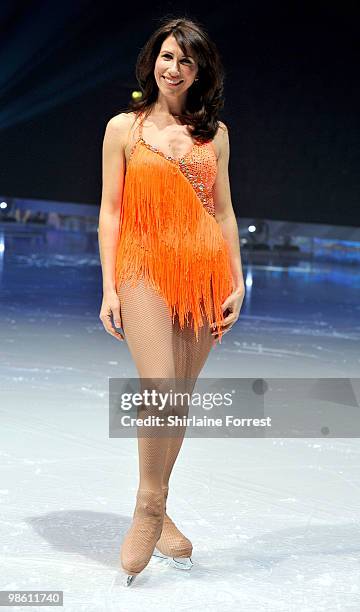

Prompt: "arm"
[98,113,130,341]
[213,121,245,294]
[98,113,129,293]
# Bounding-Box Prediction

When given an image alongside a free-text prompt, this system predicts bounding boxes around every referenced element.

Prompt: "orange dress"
[115,112,234,343]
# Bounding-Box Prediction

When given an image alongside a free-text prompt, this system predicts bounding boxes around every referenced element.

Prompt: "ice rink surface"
[1,229,360,611]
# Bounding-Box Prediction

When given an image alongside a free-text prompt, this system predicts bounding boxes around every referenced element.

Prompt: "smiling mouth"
[163,76,183,86]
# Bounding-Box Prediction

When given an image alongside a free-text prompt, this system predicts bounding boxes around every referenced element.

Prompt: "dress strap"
[137,111,145,140]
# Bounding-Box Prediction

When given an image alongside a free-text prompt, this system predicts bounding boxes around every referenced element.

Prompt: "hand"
[211,285,245,341]
[99,289,125,342]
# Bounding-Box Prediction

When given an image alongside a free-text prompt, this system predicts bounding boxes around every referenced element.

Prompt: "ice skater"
[98,15,245,585]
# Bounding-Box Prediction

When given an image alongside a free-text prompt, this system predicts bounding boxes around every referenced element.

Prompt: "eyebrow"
[161,49,194,59]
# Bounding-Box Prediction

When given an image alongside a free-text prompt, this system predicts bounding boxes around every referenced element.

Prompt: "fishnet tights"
[118,278,214,572]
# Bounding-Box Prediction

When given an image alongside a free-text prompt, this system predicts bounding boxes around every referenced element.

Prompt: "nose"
[168,59,180,76]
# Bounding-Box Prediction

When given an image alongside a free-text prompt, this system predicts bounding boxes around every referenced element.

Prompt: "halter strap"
[137,111,145,140]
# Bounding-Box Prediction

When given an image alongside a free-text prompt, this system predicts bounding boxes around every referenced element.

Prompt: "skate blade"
[153,548,193,570]
[125,574,137,587]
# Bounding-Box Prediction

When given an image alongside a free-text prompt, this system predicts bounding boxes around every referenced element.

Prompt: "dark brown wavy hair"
[125,16,226,142]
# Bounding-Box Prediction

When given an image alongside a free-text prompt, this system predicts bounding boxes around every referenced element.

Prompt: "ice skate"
[120,488,165,585]
[153,485,193,570]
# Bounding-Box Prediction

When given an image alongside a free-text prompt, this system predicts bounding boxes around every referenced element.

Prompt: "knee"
[139,377,177,418]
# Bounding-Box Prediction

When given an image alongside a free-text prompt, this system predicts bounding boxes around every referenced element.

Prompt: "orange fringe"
[115,141,234,343]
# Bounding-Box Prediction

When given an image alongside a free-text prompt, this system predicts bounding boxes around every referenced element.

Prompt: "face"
[154,34,198,97]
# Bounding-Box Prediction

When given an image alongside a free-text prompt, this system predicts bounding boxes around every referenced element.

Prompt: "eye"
[162,53,192,64]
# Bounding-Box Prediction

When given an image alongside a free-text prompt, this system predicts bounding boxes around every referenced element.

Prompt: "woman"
[98,16,245,585]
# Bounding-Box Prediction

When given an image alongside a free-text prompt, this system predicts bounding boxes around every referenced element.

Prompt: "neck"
[152,96,186,117]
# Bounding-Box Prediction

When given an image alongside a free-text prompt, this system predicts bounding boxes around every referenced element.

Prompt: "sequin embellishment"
[137,132,217,218]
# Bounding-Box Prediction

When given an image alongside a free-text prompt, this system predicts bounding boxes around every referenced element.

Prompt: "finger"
[221,314,237,326]
[101,314,124,341]
[210,315,236,330]
[103,324,124,341]
[101,313,115,332]
[221,321,236,332]
[212,323,234,338]
[112,307,122,330]
[221,297,235,312]
[212,332,228,341]
[107,327,125,341]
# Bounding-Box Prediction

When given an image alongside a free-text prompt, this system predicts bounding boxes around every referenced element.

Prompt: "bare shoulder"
[213,120,230,160]
[108,111,136,125]
[218,120,228,133]
[105,112,135,141]
[217,120,229,143]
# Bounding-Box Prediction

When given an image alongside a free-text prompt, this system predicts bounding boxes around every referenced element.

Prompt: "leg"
[155,300,215,562]
[117,278,178,581]
[119,278,177,490]
[162,308,214,489]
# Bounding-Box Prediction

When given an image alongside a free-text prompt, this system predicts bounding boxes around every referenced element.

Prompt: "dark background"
[0,0,358,226]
